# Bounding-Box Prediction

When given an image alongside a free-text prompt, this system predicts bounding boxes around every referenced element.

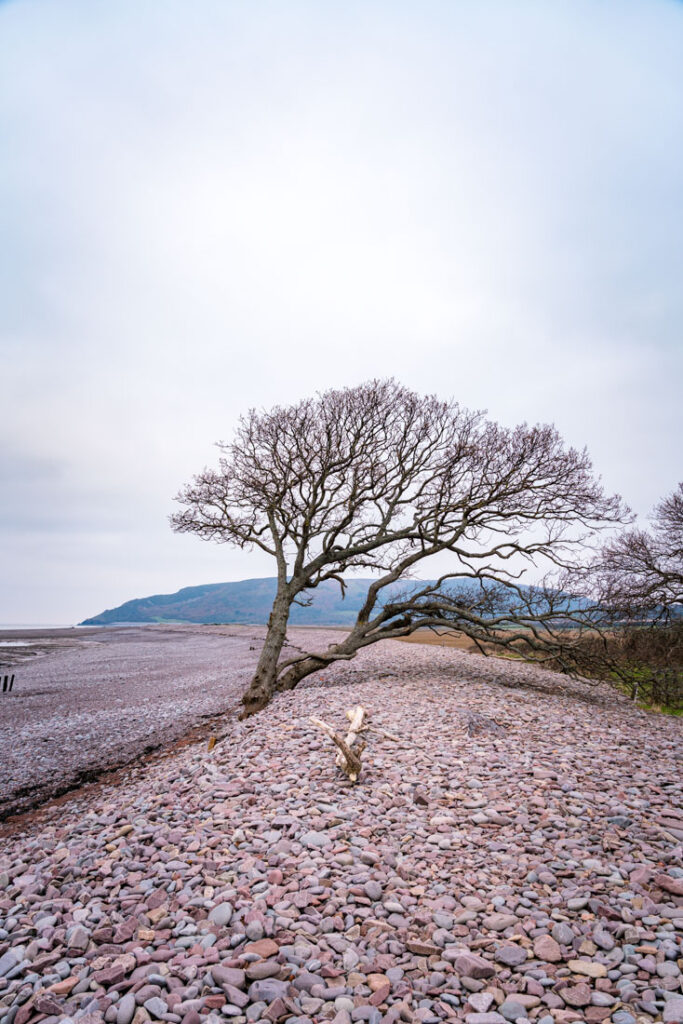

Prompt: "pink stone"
[454,952,496,979]
[655,872,683,896]
[533,934,562,963]
[93,964,126,986]
[561,982,592,1008]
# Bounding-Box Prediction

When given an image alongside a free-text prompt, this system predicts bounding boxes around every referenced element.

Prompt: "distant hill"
[81,577,441,626]
[81,576,579,628]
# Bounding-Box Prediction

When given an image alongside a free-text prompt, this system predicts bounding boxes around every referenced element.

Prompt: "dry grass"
[396,629,486,655]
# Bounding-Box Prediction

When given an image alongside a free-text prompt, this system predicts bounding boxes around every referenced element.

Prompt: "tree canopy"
[172,380,626,714]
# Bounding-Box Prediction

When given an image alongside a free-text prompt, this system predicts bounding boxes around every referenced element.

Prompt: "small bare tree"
[171,380,626,715]
[576,483,683,707]
[590,482,683,619]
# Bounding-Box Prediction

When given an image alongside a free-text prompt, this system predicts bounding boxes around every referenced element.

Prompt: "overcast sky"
[1,0,682,624]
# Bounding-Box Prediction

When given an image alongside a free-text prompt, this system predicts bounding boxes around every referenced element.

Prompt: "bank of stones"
[0,638,681,1024]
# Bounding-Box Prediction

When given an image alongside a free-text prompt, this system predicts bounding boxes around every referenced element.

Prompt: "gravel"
[0,625,268,818]
[0,627,681,1024]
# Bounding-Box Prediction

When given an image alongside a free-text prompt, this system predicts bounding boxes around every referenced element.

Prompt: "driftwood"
[310,705,366,782]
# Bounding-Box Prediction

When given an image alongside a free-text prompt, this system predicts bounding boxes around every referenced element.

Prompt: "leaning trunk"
[241,590,291,717]
[276,655,329,692]
[276,630,367,692]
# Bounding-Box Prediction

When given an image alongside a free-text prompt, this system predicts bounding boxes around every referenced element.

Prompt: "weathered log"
[310,705,366,782]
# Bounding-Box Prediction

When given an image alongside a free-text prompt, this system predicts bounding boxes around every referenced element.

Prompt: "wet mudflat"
[0,631,681,1024]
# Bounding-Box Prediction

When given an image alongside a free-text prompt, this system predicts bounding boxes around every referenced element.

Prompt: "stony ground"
[0,626,270,818]
[1,632,682,1024]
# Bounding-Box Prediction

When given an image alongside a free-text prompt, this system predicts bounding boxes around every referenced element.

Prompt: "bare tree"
[590,482,683,620]
[171,380,625,715]
[571,484,683,706]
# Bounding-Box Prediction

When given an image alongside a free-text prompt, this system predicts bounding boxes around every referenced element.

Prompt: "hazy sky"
[1,0,682,624]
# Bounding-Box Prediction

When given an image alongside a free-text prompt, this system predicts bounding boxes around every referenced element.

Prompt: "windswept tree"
[172,380,625,715]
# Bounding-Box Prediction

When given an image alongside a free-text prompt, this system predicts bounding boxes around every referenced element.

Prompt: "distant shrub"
[549,622,683,711]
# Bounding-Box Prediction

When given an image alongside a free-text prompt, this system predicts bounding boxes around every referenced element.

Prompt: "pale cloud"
[1,0,682,622]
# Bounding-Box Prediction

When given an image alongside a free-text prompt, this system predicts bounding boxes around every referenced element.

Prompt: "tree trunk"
[276,626,374,693]
[276,655,330,692]
[240,590,292,717]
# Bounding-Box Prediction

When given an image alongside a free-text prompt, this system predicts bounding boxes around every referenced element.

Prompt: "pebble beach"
[0,628,681,1024]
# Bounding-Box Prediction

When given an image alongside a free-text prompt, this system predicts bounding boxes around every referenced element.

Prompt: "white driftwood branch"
[310,705,366,782]
[336,705,365,771]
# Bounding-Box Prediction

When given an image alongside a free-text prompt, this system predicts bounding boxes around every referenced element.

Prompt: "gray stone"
[499,1001,528,1021]
[245,919,264,941]
[208,903,233,927]
[247,978,290,1003]
[566,897,589,910]
[245,959,280,980]
[495,945,527,967]
[483,913,518,931]
[592,926,615,951]
[116,993,137,1024]
[551,922,574,946]
[143,996,169,1019]
[590,992,616,1007]
[301,831,330,849]
[663,996,683,1023]
[212,965,246,990]
[0,951,20,977]
[364,880,382,901]
[351,1008,382,1024]
[335,997,355,1013]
